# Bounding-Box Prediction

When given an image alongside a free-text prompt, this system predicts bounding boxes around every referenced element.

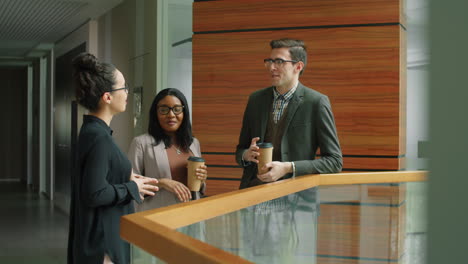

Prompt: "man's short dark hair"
[270,38,307,75]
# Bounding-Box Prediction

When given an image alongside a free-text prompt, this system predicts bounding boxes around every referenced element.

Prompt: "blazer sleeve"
[128,136,145,175]
[193,138,207,194]
[295,96,343,175]
[235,95,254,167]
[81,135,141,207]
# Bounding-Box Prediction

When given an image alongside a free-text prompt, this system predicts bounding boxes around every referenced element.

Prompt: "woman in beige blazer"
[128,88,208,211]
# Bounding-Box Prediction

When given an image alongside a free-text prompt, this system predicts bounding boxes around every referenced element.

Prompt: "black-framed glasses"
[264,58,298,67]
[157,105,184,115]
[111,86,129,94]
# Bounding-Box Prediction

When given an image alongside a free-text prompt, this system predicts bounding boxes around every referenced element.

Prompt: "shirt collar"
[83,115,113,135]
[273,82,298,101]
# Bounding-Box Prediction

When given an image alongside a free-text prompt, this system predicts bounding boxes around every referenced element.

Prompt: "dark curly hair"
[270,38,307,75]
[148,88,193,151]
[72,52,116,111]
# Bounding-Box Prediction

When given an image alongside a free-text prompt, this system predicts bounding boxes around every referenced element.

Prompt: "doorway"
[53,42,86,213]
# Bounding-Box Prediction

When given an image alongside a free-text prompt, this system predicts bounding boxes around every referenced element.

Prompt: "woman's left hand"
[196,165,208,181]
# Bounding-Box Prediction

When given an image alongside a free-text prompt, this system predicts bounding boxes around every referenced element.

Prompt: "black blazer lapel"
[259,87,274,142]
[282,83,305,134]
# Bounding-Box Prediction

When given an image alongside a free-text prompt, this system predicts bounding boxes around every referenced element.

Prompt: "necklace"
[175,146,182,155]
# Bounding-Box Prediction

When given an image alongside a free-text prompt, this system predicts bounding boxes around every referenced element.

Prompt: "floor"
[0,182,68,264]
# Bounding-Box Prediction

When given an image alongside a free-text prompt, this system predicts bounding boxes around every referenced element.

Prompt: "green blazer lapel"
[282,83,305,134]
[259,87,274,141]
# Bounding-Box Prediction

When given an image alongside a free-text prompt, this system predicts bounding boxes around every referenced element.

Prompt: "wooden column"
[193,0,407,194]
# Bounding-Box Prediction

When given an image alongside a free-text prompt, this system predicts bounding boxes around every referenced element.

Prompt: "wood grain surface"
[193,25,403,156]
[192,0,407,200]
[194,0,405,33]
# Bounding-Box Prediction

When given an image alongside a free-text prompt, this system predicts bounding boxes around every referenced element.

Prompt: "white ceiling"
[0,0,123,59]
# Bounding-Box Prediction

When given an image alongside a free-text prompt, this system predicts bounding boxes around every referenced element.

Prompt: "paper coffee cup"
[187,156,205,191]
[257,142,273,175]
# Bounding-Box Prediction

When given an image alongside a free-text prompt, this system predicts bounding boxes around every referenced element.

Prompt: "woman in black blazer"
[67,53,158,264]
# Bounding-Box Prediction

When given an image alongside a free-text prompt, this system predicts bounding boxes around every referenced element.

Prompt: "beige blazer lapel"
[152,139,201,180]
[189,141,201,157]
[152,141,172,179]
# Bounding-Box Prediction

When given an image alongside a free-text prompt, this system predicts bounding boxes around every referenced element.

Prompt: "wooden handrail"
[121,171,427,264]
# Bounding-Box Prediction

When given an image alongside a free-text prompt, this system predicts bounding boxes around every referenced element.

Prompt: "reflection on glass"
[131,245,166,264]
[178,188,319,264]
[130,182,427,264]
[133,86,143,135]
[317,182,427,264]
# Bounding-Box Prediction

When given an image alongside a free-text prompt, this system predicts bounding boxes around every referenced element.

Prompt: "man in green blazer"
[236,38,343,189]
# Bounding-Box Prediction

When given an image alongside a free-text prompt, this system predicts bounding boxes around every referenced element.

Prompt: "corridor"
[0,182,68,263]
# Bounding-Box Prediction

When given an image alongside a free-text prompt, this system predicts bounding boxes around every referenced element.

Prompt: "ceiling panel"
[0,0,86,41]
[0,0,122,58]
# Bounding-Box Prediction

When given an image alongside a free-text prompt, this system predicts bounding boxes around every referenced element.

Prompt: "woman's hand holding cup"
[196,165,208,181]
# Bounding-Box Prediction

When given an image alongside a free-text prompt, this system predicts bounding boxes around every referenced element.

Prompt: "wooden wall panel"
[193,0,406,201]
[203,154,237,167]
[203,166,241,196]
[399,28,408,156]
[194,0,404,33]
[204,166,242,180]
[342,157,405,170]
[204,179,240,196]
[317,184,407,262]
[317,204,406,260]
[203,158,407,195]
[204,154,405,170]
[320,184,406,205]
[193,26,402,156]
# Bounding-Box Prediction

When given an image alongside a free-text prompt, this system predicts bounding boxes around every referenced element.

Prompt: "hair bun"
[72,52,102,73]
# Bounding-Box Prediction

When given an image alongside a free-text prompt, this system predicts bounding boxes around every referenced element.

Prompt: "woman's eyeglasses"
[111,86,129,94]
[157,105,184,115]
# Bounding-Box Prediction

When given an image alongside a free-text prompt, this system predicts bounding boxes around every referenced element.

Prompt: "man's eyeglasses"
[264,58,298,67]
[157,105,184,115]
[111,86,129,94]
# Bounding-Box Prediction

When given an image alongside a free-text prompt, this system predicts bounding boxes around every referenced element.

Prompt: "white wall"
[106,0,135,152]
[406,0,429,170]
[55,14,134,152]
[160,0,193,117]
[55,20,98,58]
[168,42,192,117]
[406,66,429,170]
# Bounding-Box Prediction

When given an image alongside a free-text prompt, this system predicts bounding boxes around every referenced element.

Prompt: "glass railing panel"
[130,180,427,264]
[317,182,427,264]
